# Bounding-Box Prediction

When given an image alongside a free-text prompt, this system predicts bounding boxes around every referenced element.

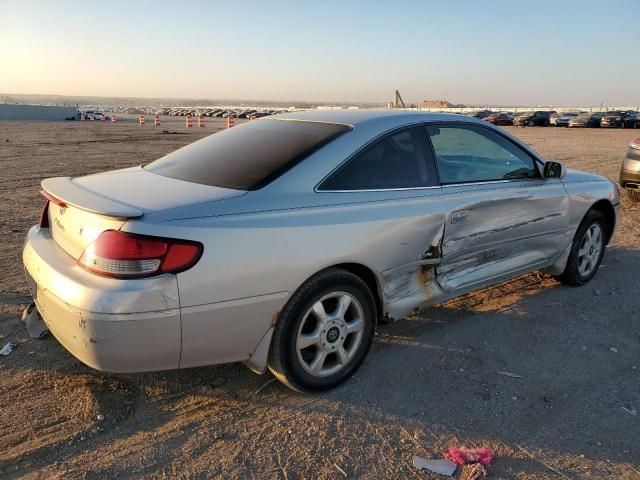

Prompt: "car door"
[426,123,570,293]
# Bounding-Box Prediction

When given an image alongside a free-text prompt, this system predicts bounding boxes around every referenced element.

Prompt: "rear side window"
[145,120,351,190]
[427,124,538,184]
[319,126,438,190]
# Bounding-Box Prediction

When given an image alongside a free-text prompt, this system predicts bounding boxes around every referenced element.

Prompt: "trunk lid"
[42,166,245,259]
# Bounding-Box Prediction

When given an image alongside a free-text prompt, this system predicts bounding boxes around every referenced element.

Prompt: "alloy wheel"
[577,223,603,277]
[295,292,365,377]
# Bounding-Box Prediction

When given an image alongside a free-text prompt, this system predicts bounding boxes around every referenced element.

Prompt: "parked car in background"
[601,111,638,128]
[483,112,513,126]
[555,112,580,127]
[471,110,493,119]
[549,113,561,126]
[568,112,602,128]
[513,111,551,127]
[620,137,640,197]
[23,111,620,391]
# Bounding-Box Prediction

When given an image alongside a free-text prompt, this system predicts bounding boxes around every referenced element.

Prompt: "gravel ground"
[0,119,638,479]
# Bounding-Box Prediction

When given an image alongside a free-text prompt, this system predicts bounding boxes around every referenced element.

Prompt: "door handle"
[451,211,469,224]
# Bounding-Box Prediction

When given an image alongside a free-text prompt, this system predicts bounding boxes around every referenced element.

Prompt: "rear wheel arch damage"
[244,263,383,376]
[266,267,377,391]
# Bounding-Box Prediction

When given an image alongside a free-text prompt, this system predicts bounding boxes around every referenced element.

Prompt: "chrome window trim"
[315,185,442,193]
[441,178,546,188]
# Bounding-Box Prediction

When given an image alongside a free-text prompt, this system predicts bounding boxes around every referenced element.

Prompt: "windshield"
[563,113,579,117]
[519,112,534,116]
[606,111,623,116]
[146,120,351,190]
[576,113,591,118]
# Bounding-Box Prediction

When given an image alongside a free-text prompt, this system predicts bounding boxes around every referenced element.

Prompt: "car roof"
[269,109,483,127]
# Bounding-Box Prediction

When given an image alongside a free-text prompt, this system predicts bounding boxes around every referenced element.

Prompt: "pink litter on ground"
[445,447,494,465]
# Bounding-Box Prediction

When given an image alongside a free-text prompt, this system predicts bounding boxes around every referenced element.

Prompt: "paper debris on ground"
[413,456,457,476]
[445,447,494,465]
[0,342,17,356]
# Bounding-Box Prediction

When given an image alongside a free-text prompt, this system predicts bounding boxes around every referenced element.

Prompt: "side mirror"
[543,161,566,179]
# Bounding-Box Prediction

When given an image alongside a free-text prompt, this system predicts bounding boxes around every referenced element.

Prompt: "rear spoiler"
[41,177,144,218]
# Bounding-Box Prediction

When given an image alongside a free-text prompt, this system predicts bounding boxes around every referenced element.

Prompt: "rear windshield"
[145,120,351,190]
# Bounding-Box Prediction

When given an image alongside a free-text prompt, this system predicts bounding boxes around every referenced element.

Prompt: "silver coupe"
[23,110,620,391]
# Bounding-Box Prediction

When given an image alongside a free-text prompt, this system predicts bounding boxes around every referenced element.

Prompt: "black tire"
[528,120,535,127]
[554,210,608,286]
[268,268,376,392]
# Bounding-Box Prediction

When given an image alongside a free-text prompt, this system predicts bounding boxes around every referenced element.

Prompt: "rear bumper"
[22,226,181,372]
[22,225,286,374]
[620,169,640,188]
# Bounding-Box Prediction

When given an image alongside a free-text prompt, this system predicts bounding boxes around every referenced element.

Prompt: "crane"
[393,90,406,108]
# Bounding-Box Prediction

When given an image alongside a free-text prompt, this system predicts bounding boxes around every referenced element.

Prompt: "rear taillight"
[631,138,640,150]
[78,230,202,278]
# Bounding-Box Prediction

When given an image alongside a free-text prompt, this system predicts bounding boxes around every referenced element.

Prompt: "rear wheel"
[268,268,376,391]
[528,120,535,127]
[554,210,607,286]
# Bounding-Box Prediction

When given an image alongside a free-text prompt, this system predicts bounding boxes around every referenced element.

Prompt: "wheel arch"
[588,199,616,244]
[323,263,383,321]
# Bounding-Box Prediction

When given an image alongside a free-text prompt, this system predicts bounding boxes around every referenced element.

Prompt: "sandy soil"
[0,119,639,479]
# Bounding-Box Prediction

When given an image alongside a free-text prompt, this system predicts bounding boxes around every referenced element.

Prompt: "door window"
[426,125,539,184]
[319,126,438,190]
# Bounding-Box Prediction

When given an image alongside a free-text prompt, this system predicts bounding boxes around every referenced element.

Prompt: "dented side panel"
[436,179,571,292]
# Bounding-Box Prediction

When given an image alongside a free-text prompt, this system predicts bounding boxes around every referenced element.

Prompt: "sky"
[0,0,638,105]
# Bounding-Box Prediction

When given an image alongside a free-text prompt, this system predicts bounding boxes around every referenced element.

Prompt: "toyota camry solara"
[23,111,620,391]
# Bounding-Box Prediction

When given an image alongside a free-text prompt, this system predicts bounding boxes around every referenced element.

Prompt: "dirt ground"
[0,119,639,480]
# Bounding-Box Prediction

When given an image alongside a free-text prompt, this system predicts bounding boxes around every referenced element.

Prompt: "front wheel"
[528,120,535,127]
[268,268,376,391]
[554,210,607,286]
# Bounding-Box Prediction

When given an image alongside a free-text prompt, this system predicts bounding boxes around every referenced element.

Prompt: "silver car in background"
[555,112,580,127]
[620,136,640,200]
[23,111,620,391]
